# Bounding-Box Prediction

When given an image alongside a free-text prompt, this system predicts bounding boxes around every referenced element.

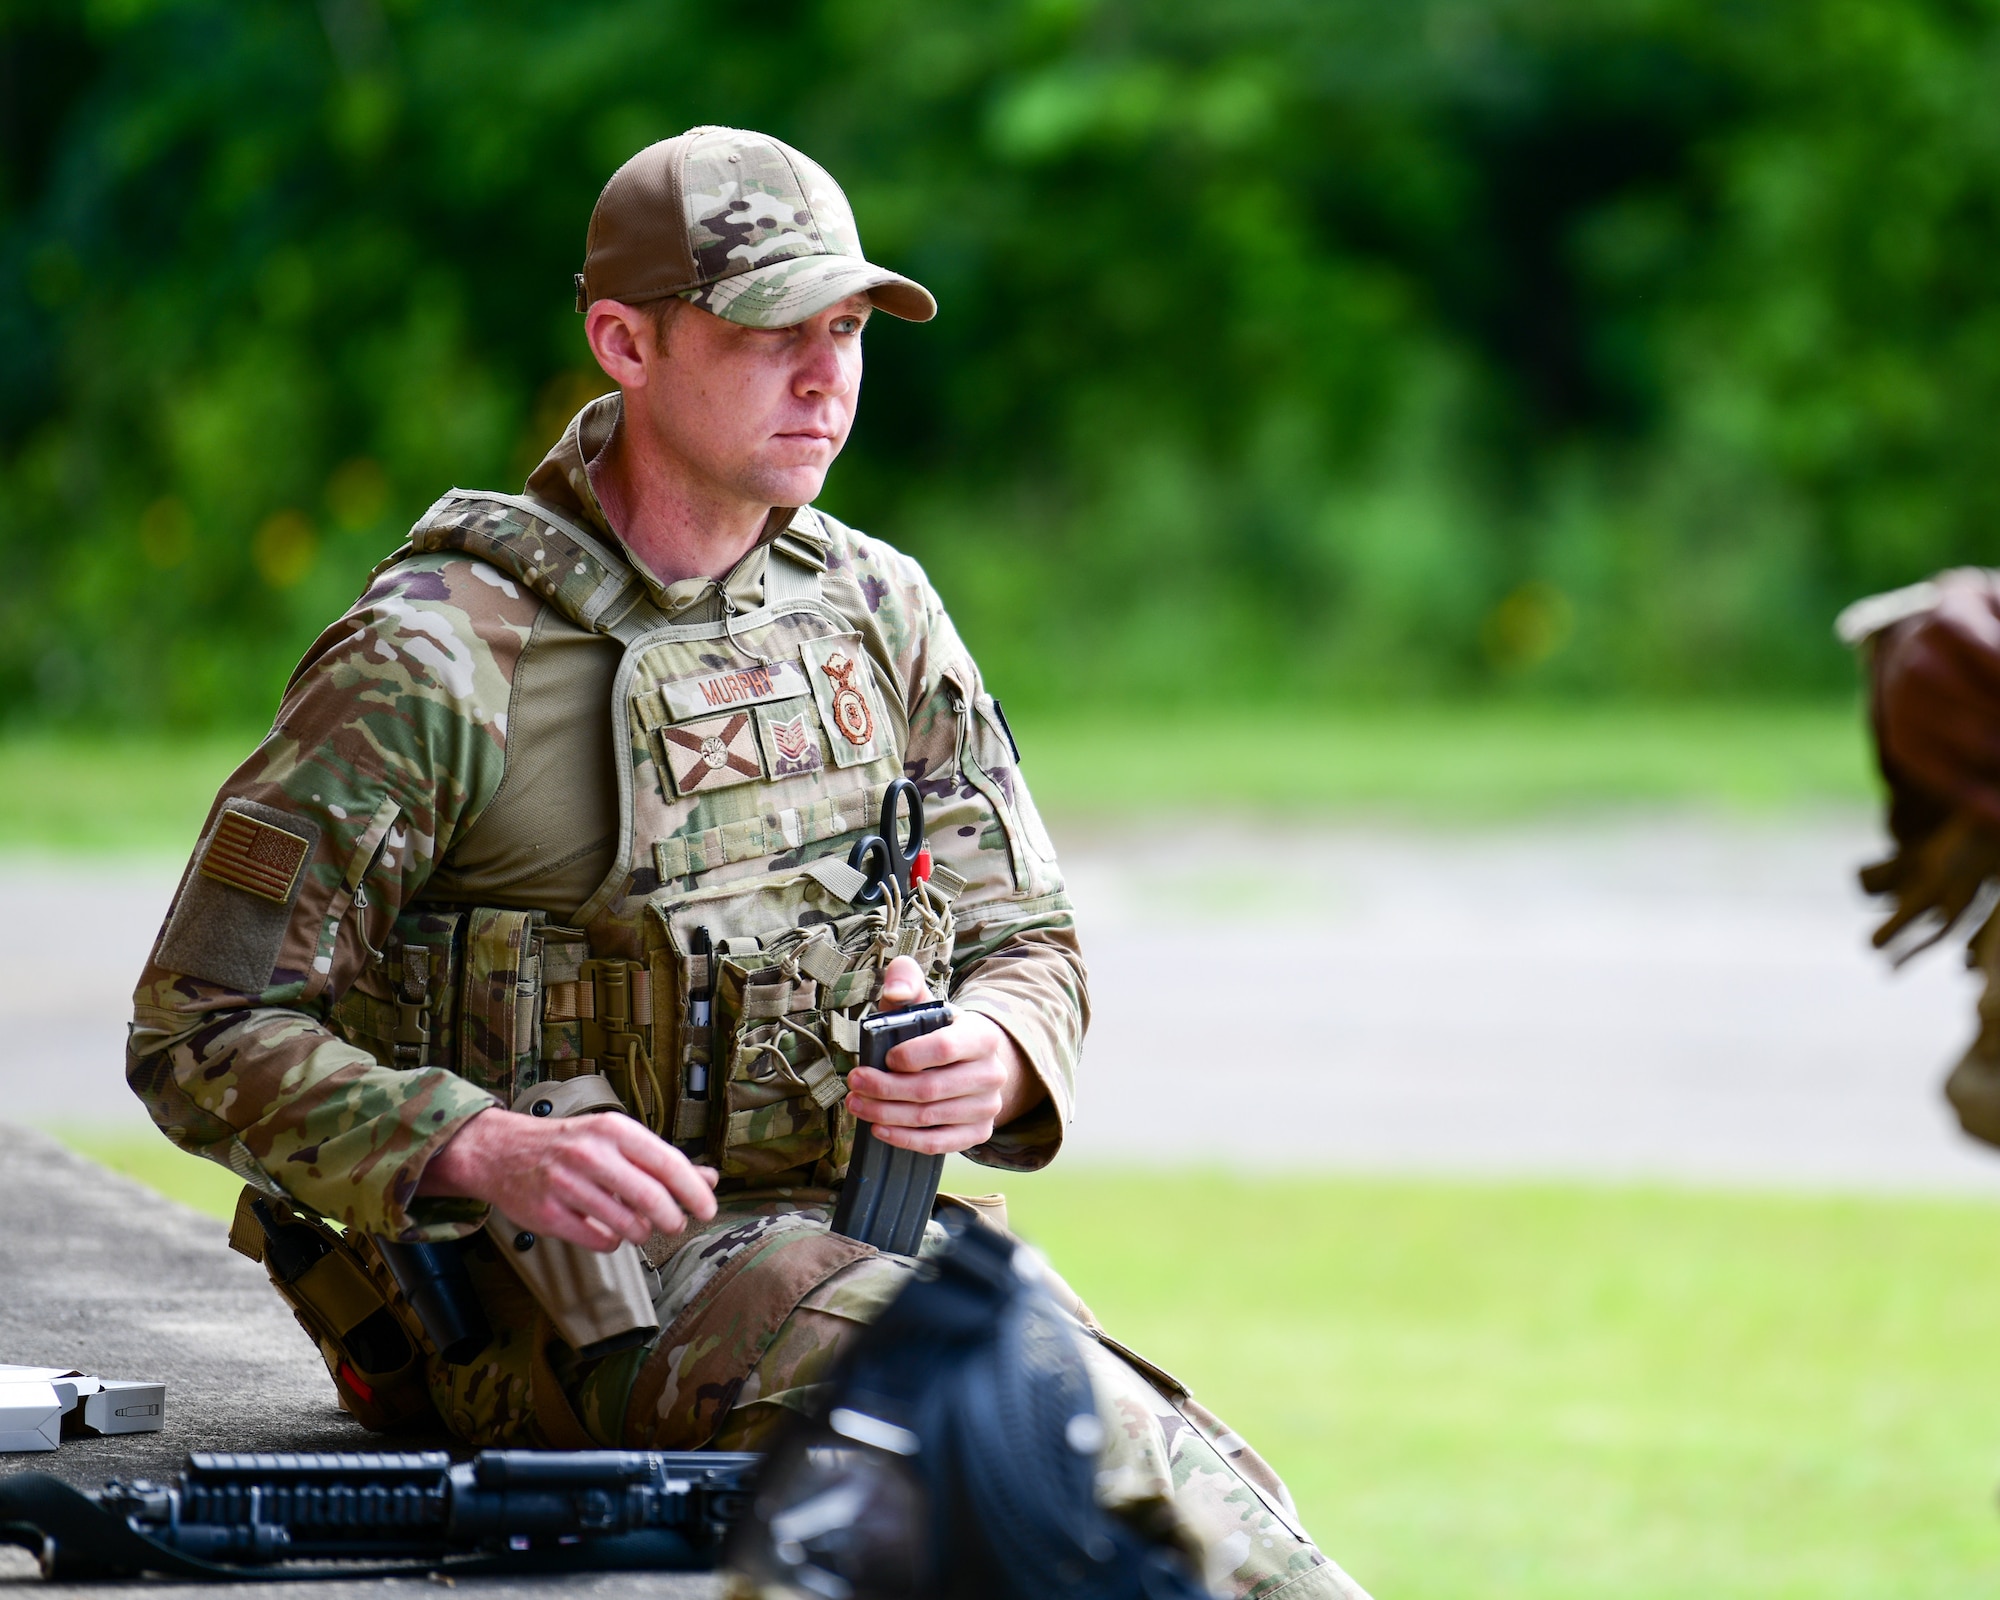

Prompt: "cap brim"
[686,255,937,328]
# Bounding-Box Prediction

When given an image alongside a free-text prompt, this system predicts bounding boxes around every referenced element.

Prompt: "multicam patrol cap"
[575,126,937,329]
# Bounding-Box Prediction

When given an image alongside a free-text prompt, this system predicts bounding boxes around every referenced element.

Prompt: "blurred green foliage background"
[2,0,1991,727]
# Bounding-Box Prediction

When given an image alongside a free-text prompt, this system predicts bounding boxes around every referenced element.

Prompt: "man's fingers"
[604,1131,719,1222]
[883,1014,1001,1074]
[543,1138,688,1241]
[558,1129,686,1227]
[877,955,928,1006]
[580,1115,719,1223]
[869,1120,990,1156]
[847,1086,1001,1130]
[527,1186,640,1252]
[881,1026,963,1074]
[848,1059,1001,1107]
[544,1164,659,1244]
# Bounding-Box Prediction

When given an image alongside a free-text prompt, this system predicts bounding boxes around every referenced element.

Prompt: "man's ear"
[584,300,652,389]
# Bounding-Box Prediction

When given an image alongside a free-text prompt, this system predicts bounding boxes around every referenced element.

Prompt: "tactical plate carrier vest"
[328,490,964,1192]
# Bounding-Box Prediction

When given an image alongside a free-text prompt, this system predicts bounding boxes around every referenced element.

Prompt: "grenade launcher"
[0,1448,757,1580]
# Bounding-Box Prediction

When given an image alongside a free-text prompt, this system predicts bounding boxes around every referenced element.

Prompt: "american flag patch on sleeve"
[198,809,312,903]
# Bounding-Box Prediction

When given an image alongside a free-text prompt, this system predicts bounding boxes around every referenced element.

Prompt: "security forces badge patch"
[799,633,888,769]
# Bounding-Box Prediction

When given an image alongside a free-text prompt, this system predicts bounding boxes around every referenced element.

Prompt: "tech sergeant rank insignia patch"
[760,709,826,780]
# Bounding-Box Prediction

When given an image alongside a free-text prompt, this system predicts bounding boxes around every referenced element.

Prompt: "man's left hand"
[843,956,1044,1154]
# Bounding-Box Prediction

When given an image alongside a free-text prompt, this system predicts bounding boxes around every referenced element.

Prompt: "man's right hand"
[417,1108,719,1252]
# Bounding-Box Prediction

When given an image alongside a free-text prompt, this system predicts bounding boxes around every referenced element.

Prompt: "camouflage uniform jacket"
[128,395,1085,1239]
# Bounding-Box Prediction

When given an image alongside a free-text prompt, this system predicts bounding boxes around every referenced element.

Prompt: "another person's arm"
[1872,568,2000,830]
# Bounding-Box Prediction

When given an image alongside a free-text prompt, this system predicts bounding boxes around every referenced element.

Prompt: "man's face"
[601,293,869,511]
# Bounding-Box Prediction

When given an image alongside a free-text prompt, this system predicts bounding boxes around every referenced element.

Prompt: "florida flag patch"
[760,709,825,779]
[660,712,763,797]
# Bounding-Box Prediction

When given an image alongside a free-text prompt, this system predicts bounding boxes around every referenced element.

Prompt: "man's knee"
[708,1252,913,1449]
[1079,1338,1369,1600]
[619,1226,916,1449]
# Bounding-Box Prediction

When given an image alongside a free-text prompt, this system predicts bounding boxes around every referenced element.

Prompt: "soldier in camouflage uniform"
[1844,569,2000,1149]
[128,126,1369,1600]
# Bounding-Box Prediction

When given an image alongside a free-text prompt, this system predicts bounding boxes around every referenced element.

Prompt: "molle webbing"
[650,783,897,883]
[332,912,666,1125]
[532,934,665,1127]
[668,866,963,1182]
[334,857,965,1187]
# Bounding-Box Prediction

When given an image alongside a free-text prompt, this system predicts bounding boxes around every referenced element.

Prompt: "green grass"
[55,1128,252,1220]
[0,703,1874,856]
[0,733,247,854]
[986,1168,2000,1600]
[57,1133,2000,1599]
[1023,701,1877,818]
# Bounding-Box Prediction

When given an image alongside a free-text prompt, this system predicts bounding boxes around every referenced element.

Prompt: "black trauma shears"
[847,777,930,905]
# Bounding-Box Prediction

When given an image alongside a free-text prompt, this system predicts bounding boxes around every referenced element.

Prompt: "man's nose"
[794,328,852,397]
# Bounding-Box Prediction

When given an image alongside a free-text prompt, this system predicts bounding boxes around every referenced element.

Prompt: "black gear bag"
[726,1213,1208,1600]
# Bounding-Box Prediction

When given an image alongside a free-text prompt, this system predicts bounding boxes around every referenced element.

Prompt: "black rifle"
[0,1448,757,1580]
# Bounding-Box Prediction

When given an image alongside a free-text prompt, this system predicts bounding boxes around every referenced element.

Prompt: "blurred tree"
[1,0,1996,725]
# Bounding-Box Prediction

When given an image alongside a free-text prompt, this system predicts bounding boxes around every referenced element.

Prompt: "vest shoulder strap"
[385,488,651,637]
[372,490,830,640]
[767,513,829,605]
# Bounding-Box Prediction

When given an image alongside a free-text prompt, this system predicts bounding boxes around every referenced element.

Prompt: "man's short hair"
[640,296,685,354]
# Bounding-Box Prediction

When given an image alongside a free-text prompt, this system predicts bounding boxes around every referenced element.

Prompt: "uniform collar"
[521,392,822,623]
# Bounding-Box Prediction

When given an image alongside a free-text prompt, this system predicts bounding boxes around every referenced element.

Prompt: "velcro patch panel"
[659,660,811,723]
[652,782,891,882]
[157,799,322,995]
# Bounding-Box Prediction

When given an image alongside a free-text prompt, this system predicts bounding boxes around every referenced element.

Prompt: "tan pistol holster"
[486,1073,661,1360]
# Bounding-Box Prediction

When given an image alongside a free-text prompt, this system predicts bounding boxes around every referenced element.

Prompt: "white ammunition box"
[0,1364,165,1442]
[0,1381,63,1453]
[82,1379,166,1435]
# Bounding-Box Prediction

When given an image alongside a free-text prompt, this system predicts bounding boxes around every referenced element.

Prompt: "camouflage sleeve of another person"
[127,555,541,1238]
[844,539,1087,1172]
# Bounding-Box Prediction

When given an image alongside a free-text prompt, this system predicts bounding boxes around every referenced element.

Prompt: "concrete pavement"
[1058,808,1997,1189]
[0,1125,718,1596]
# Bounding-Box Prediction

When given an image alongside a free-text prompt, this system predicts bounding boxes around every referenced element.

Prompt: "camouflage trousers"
[428,1197,1370,1600]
